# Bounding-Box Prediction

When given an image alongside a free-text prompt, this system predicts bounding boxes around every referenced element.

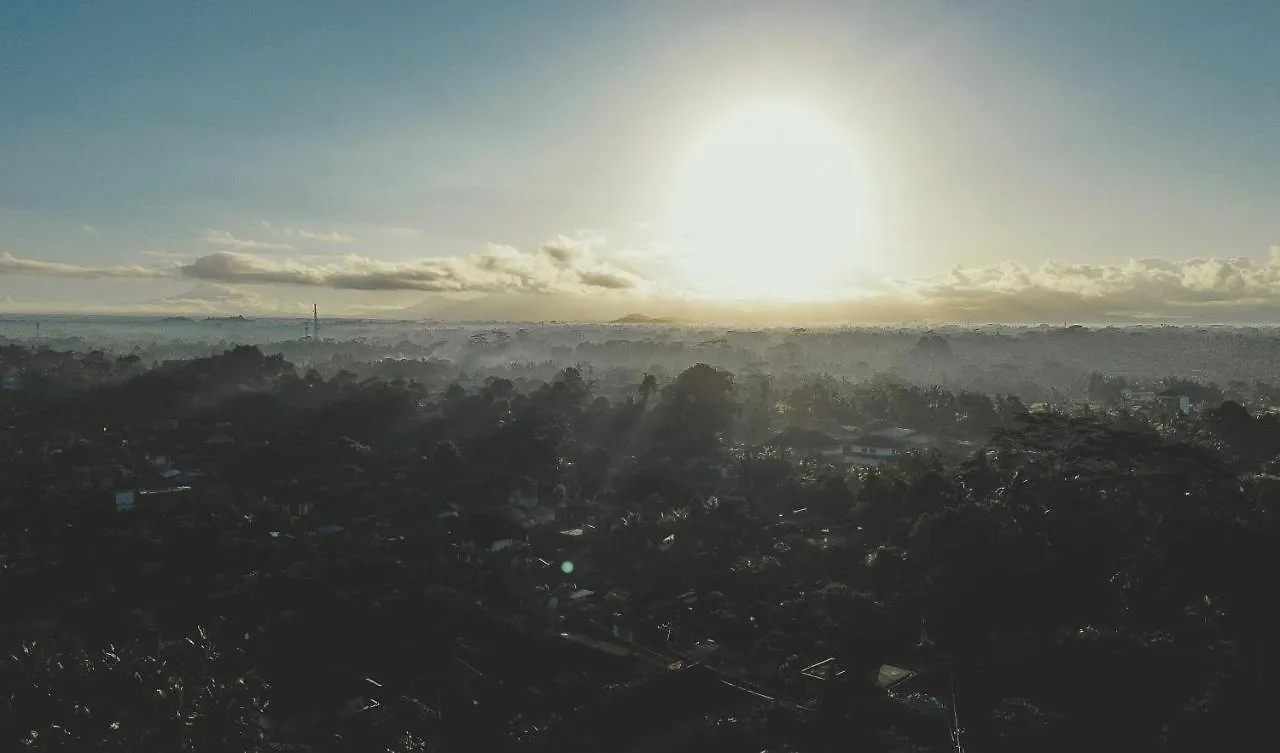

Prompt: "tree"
[655,364,737,458]
[1,629,268,752]
[638,373,658,406]
[1087,372,1127,406]
[738,373,775,441]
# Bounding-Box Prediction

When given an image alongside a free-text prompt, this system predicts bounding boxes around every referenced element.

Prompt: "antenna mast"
[950,668,965,753]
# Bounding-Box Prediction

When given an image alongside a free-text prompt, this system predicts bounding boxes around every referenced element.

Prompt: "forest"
[1,326,1278,752]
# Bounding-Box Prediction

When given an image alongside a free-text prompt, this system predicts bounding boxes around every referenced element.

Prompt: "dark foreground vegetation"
[2,335,1278,751]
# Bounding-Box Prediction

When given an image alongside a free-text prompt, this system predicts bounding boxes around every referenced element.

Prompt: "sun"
[664,101,872,300]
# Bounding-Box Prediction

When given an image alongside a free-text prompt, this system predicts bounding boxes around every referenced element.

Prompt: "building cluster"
[0,347,961,750]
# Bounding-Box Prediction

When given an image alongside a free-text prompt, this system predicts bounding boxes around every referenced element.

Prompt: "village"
[1,339,1273,751]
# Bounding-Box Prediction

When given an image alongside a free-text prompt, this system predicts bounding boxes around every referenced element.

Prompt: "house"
[512,504,557,528]
[876,664,916,689]
[1,368,22,391]
[883,666,951,718]
[260,667,383,738]
[511,477,540,508]
[136,485,192,502]
[859,425,940,451]
[1121,389,1157,405]
[547,587,598,612]
[548,663,760,753]
[764,427,839,453]
[800,657,846,701]
[1156,388,1193,414]
[816,525,865,550]
[847,435,907,458]
[173,469,205,484]
[455,511,530,565]
[113,489,136,513]
[863,426,919,441]
[278,500,313,519]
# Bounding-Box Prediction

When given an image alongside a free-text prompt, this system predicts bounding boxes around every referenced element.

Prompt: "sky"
[1,0,1278,323]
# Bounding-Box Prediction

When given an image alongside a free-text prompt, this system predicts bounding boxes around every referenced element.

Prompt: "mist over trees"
[9,317,1280,399]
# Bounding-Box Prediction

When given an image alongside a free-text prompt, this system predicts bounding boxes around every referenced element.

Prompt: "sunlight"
[664,101,872,300]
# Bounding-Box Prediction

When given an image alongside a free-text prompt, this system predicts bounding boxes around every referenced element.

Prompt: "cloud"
[199,229,295,252]
[139,250,195,261]
[179,234,643,294]
[543,241,580,265]
[2,236,645,294]
[885,251,1280,322]
[578,270,637,289]
[404,248,1280,324]
[140,283,310,316]
[0,252,173,279]
[383,226,422,238]
[12,237,1280,323]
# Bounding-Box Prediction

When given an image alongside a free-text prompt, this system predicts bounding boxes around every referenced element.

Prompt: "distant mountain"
[611,314,676,324]
[398,291,811,326]
[402,292,637,323]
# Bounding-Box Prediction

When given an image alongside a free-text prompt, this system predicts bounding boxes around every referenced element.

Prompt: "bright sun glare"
[665,101,871,301]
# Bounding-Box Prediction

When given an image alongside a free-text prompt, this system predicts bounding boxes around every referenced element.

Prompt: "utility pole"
[949,668,965,753]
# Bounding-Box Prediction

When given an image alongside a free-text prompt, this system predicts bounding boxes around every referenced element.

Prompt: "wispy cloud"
[0,252,173,279]
[295,229,355,243]
[259,221,355,243]
[164,282,259,305]
[139,282,310,316]
[199,229,295,252]
[139,250,195,261]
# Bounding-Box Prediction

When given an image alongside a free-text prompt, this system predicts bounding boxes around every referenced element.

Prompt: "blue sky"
[1,1,1278,320]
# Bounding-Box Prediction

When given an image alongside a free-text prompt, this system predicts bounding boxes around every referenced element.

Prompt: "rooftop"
[764,427,837,450]
[800,657,846,681]
[849,435,910,449]
[554,663,754,751]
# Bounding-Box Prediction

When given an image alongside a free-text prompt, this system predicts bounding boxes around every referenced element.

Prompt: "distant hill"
[611,314,676,324]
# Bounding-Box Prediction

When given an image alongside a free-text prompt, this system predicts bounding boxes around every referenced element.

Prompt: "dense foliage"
[1,342,1277,751]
